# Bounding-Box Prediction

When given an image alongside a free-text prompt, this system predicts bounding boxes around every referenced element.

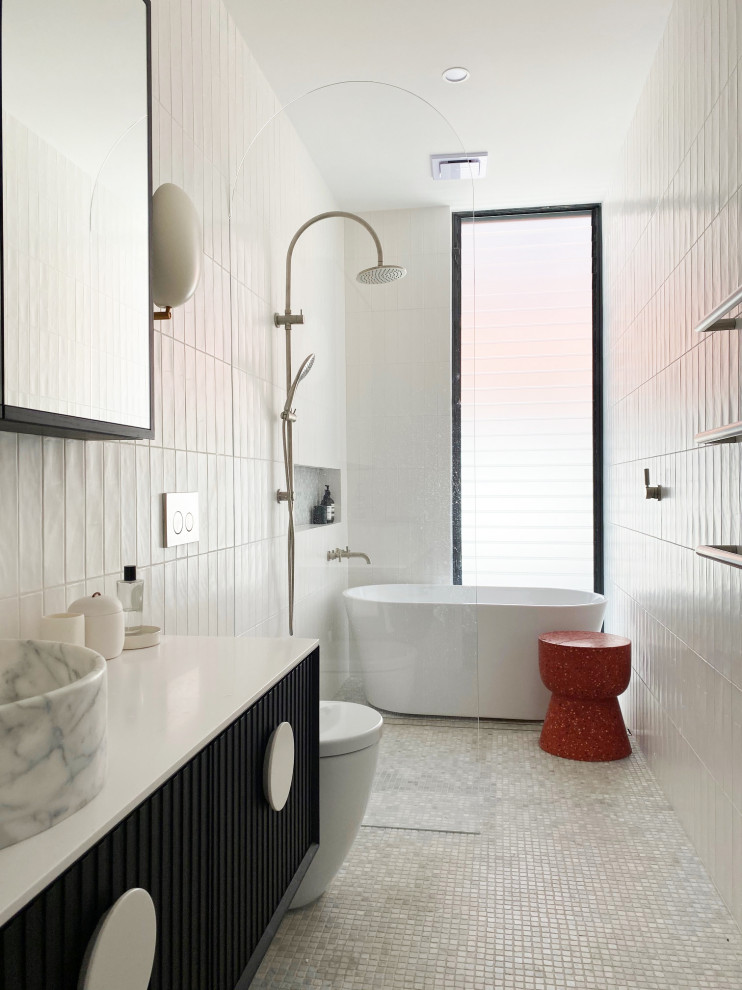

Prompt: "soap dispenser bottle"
[321,484,335,523]
[117,565,144,634]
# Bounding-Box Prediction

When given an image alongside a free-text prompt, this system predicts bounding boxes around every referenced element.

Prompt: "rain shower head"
[356,263,407,285]
[283,352,315,416]
[276,212,407,331]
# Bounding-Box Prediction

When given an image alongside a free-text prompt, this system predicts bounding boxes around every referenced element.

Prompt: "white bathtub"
[343,584,606,719]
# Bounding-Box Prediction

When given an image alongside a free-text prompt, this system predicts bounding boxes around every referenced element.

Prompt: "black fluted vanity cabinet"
[0,649,319,990]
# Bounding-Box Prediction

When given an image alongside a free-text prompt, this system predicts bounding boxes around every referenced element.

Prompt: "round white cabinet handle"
[78,888,157,990]
[263,721,295,811]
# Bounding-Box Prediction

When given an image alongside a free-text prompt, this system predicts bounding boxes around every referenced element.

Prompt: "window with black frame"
[452,206,603,593]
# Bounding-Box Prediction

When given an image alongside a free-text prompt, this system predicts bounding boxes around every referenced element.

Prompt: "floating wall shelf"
[694,285,742,333]
[694,421,742,444]
[695,545,742,568]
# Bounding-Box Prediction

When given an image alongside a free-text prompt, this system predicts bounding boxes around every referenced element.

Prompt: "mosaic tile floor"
[364,721,481,833]
[253,718,742,989]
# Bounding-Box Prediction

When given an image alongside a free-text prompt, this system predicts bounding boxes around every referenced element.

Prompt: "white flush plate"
[162,492,200,547]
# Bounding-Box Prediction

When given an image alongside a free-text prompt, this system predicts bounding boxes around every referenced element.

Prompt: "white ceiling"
[226,0,672,212]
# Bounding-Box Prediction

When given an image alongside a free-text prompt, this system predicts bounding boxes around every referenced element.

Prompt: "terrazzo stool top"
[538,630,631,761]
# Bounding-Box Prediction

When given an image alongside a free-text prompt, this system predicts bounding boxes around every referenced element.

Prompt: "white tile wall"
[603,0,742,927]
[0,0,350,695]
[345,207,452,590]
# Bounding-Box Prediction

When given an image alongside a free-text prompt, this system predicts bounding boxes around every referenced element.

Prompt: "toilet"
[290,700,383,908]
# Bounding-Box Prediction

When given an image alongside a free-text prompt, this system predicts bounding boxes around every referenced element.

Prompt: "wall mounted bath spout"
[327,547,371,565]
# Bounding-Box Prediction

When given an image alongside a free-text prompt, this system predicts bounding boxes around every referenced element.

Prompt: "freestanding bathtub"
[343,585,606,720]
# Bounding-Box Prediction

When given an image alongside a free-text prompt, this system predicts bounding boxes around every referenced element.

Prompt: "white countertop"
[0,634,318,927]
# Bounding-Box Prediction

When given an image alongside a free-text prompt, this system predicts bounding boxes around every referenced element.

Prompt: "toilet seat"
[319,701,383,758]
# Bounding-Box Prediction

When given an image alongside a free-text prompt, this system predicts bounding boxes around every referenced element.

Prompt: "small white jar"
[68,593,125,660]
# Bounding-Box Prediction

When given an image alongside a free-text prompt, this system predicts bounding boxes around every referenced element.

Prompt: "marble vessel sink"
[0,639,107,849]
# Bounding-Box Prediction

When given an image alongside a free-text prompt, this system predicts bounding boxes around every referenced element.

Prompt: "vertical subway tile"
[150,446,165,566]
[120,443,137,570]
[0,434,19,600]
[42,438,65,589]
[19,592,43,639]
[136,444,151,567]
[64,440,85,584]
[18,435,42,593]
[177,556,189,633]
[164,558,177,633]
[0,596,20,638]
[85,442,104,578]
[103,442,121,576]
[149,561,165,632]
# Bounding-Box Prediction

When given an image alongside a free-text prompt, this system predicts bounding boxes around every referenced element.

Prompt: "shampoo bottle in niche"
[117,565,144,634]
[313,484,335,524]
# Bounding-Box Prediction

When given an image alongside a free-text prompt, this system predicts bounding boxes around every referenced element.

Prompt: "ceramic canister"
[38,612,86,646]
[68,593,125,660]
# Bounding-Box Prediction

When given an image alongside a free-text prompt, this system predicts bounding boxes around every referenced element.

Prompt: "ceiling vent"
[431,152,487,181]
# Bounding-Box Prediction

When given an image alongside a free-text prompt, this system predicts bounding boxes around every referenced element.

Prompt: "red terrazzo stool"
[538,630,631,761]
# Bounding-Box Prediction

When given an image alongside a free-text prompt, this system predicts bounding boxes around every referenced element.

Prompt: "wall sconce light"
[151,183,202,321]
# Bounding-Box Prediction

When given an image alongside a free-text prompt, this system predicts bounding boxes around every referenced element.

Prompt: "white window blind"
[460,213,595,591]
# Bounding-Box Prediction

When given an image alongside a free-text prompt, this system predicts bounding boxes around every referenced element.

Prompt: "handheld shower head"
[356,263,407,285]
[283,352,315,416]
[294,352,315,387]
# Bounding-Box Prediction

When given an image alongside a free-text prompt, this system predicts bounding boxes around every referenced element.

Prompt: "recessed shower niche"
[294,465,341,531]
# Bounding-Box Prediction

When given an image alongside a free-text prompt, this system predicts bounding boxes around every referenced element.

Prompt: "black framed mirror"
[0,0,153,439]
